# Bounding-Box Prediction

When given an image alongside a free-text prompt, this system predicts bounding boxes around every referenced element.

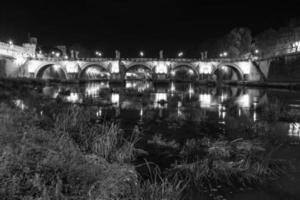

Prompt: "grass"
[0,104,140,199]
[0,103,185,200]
[169,137,288,195]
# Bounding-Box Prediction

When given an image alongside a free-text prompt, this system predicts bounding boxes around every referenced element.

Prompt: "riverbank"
[1,81,298,199]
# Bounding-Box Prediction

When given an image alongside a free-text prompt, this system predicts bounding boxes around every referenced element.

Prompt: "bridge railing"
[27,56,251,63]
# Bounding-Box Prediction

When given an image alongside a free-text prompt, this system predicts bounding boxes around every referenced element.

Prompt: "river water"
[4,81,300,199]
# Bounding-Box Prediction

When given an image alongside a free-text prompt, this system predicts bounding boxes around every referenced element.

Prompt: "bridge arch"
[35,63,67,79]
[79,64,111,80]
[125,63,154,80]
[213,63,244,81]
[171,63,199,81]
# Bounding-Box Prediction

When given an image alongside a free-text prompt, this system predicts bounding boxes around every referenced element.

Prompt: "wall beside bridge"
[260,53,300,82]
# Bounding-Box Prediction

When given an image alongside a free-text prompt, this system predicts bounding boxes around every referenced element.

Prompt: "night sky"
[0,0,298,57]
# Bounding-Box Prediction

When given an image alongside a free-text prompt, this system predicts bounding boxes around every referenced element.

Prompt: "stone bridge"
[2,41,300,82]
[18,57,263,81]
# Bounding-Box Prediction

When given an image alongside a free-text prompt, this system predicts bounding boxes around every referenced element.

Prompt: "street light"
[178,52,183,57]
[254,49,259,54]
[139,51,144,57]
[220,51,228,57]
[8,40,13,46]
[95,51,102,57]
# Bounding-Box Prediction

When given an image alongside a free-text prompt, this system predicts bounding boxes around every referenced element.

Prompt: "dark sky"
[0,0,299,57]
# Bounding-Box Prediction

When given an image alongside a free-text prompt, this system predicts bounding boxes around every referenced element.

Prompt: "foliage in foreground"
[170,137,288,193]
[0,103,185,200]
[0,100,290,200]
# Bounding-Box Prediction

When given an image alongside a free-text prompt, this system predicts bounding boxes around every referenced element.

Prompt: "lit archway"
[171,64,199,81]
[125,64,153,80]
[212,64,244,81]
[79,64,111,80]
[36,64,67,79]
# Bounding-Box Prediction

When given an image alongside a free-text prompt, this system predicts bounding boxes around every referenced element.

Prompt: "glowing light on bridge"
[199,93,212,108]
[238,62,251,74]
[28,62,39,73]
[111,61,119,73]
[155,61,168,74]
[14,55,26,66]
[53,64,61,71]
[199,63,212,74]
[178,52,184,57]
[111,93,120,107]
[66,63,79,73]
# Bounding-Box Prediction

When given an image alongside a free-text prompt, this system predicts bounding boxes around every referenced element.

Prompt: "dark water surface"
[3,81,300,200]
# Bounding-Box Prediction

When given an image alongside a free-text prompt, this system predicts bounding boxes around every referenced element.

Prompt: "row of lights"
[219,49,260,58]
[95,50,185,57]
[6,39,259,59]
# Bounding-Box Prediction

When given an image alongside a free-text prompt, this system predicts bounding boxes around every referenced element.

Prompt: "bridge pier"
[67,73,78,80]
[155,73,169,82]
[243,74,249,81]
[110,73,123,82]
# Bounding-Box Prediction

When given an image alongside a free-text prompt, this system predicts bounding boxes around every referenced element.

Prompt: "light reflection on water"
[37,81,300,139]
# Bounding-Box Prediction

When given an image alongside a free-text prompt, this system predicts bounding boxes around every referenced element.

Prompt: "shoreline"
[2,77,300,90]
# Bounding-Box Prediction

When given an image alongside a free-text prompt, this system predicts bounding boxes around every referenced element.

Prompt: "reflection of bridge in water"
[39,82,267,121]
[11,81,300,141]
